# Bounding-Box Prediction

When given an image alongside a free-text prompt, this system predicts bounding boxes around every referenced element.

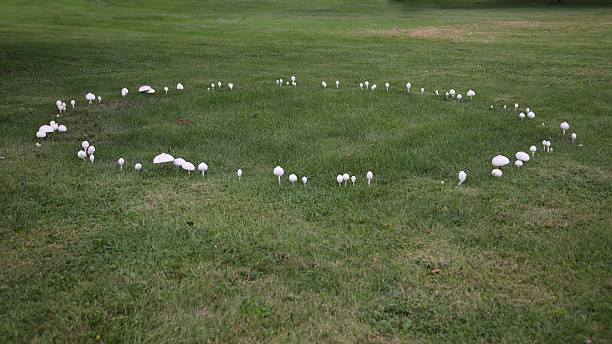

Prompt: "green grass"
[1,0,611,342]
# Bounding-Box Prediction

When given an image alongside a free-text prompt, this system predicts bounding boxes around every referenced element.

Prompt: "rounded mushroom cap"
[527,111,536,119]
[121,87,128,94]
[71,100,76,105]
[457,94,462,100]
[530,145,537,152]
[560,121,570,130]
[147,88,156,94]
[571,133,577,139]
[467,90,476,97]
[491,155,510,167]
[85,93,95,101]
[515,151,530,162]
[406,82,411,88]
[153,153,174,164]
[82,141,90,149]
[458,170,467,181]
[236,168,243,176]
[515,160,523,167]
[176,83,184,90]
[273,166,284,177]
[289,174,297,182]
[351,176,356,182]
[77,150,86,159]
[36,131,46,138]
[367,171,374,179]
[55,100,62,107]
[138,85,152,93]
[321,81,327,87]
[164,86,169,91]
[359,82,363,87]
[173,158,186,167]
[336,175,343,183]
[291,76,296,82]
[182,162,195,171]
[135,163,142,171]
[385,82,389,87]
[342,173,349,181]
[364,81,369,86]
[58,125,67,132]
[118,158,125,165]
[449,89,456,96]
[87,146,95,155]
[302,176,308,184]
[39,125,54,133]
[491,169,503,177]
[89,154,95,162]
[519,112,525,119]
[197,162,208,171]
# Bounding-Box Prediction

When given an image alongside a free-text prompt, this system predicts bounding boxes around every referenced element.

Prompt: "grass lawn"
[1,0,611,342]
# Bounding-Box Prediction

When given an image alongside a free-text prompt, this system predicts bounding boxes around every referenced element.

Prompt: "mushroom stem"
[368,179,371,187]
[277,176,281,185]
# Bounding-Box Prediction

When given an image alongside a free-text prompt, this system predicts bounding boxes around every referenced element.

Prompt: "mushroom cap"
[85,93,95,101]
[449,89,456,95]
[491,169,503,177]
[385,82,389,87]
[182,162,195,171]
[273,166,284,177]
[135,163,142,171]
[147,88,156,94]
[55,100,62,107]
[560,121,570,130]
[77,150,86,159]
[289,174,297,182]
[153,153,174,164]
[342,173,349,181]
[321,81,326,87]
[82,141,89,149]
[527,111,536,119]
[164,86,169,91]
[515,160,523,167]
[197,162,208,171]
[530,145,537,152]
[39,125,54,133]
[491,155,510,167]
[365,81,369,85]
[237,168,243,176]
[121,87,128,94]
[87,146,95,155]
[71,100,76,105]
[58,125,67,132]
[291,76,296,82]
[138,85,152,93]
[176,83,184,90]
[406,82,411,88]
[457,94,463,100]
[515,151,530,162]
[519,112,525,119]
[89,154,95,162]
[571,133,577,139]
[36,131,46,138]
[301,176,308,184]
[336,175,343,183]
[97,96,102,101]
[173,158,186,167]
[351,176,356,182]
[458,170,467,182]
[367,171,373,179]
[118,158,125,165]
[466,90,476,97]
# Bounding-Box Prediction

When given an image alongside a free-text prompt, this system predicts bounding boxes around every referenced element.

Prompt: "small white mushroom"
[446,92,450,99]
[182,162,195,175]
[87,146,95,155]
[36,131,46,139]
[527,111,536,119]
[420,87,425,95]
[366,171,373,186]
[321,81,327,90]
[97,96,102,103]
[117,158,125,170]
[458,171,467,185]
[135,163,142,172]
[385,82,390,91]
[466,89,475,99]
[302,176,308,185]
[351,175,356,186]
[435,90,439,96]
[58,125,67,132]
[571,132,577,143]
[70,100,76,109]
[503,105,507,111]
[491,169,503,177]
[291,76,296,82]
[519,112,525,120]
[336,175,343,186]
[82,141,90,150]
[164,86,169,95]
[371,84,377,91]
[364,81,369,89]
[121,88,128,97]
[89,154,95,164]
[289,174,297,186]
[274,166,284,185]
[176,83,184,91]
[217,81,222,88]
[560,122,569,135]
[335,80,340,89]
[456,94,462,101]
[197,162,208,176]
[359,82,364,90]
[405,82,411,92]
[449,89,456,98]
[236,168,243,181]
[228,83,234,91]
[515,160,523,170]
[342,173,349,186]
[514,103,519,111]
[530,145,537,157]
[77,150,86,160]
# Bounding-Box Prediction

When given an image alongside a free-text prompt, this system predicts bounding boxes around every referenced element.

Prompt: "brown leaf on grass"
[176,118,190,125]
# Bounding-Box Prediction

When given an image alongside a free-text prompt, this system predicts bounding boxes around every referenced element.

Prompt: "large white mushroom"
[153,153,174,172]
[336,175,343,186]
[560,122,570,135]
[173,158,186,169]
[458,171,467,185]
[527,111,536,119]
[289,174,297,186]
[367,171,373,186]
[77,150,86,160]
[197,162,208,176]
[85,93,95,104]
[492,155,510,168]
[515,151,530,162]
[466,90,476,99]
[182,162,195,175]
[273,166,284,185]
[342,173,349,186]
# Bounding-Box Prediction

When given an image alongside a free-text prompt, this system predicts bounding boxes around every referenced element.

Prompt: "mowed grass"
[1,0,611,342]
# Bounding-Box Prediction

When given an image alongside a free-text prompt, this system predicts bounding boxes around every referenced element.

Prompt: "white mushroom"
[351,175,356,186]
[147,88,155,94]
[449,89,456,98]
[302,176,308,185]
[87,146,95,155]
[85,93,95,104]
[289,174,297,186]
[173,158,186,169]
[77,150,86,160]
[121,88,129,97]
[164,86,169,95]
[571,132,577,143]
[466,90,475,99]
[176,83,184,91]
[364,81,369,90]
[420,87,425,95]
[58,125,67,132]
[458,171,467,185]
[560,122,569,135]
[515,151,530,162]
[514,103,519,111]
[217,81,222,88]
[456,94,462,101]
[135,163,142,172]
[117,158,125,170]
[530,146,537,157]
[359,82,364,90]
[527,111,536,119]
[503,105,507,111]
[519,112,525,120]
[405,82,411,92]
[273,166,284,185]
[491,155,510,168]
[321,81,327,90]
[89,154,95,164]
[435,89,439,96]
[491,169,503,177]
[291,76,296,82]
[197,162,208,176]
[153,153,175,172]
[385,82,389,91]
[515,160,523,170]
[336,174,343,186]
[82,141,90,150]
[342,173,349,186]
[138,85,152,93]
[182,162,195,175]
[236,168,243,181]
[70,100,76,109]
[366,171,373,186]
[97,95,102,103]
[228,83,234,91]
[371,84,377,91]
[36,131,46,139]
[335,80,340,89]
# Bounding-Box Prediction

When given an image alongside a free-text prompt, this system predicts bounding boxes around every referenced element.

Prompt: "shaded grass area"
[0,0,611,342]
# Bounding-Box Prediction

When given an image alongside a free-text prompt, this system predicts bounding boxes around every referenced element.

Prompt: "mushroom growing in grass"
[420,87,425,95]
[164,86,169,95]
[359,82,364,90]
[405,82,411,93]
[153,153,174,173]
[289,174,297,186]
[118,158,125,170]
[228,83,234,91]
[321,81,327,90]
[85,93,95,104]
[516,151,530,163]
[77,150,86,160]
[503,105,507,111]
[89,154,95,164]
[491,169,503,177]
[138,85,151,93]
[183,162,195,175]
[71,100,75,109]
[236,168,243,181]
[87,146,95,156]
[82,141,90,150]
[514,103,519,111]
[336,175,343,186]
[273,166,284,185]
[458,171,467,185]
[371,84,377,91]
[571,132,577,143]
[176,83,184,91]
[527,111,536,119]
[121,88,128,97]
[135,163,142,172]
[466,89,475,99]
[291,76,296,82]
[560,122,569,135]
[342,173,349,186]
[217,81,222,88]
[36,131,46,139]
[367,171,373,186]
[435,90,439,96]
[449,89,456,98]
[385,82,389,91]
[492,155,510,168]
[197,162,208,176]
[302,176,308,185]
[97,96,102,103]
[456,94,462,101]
[173,158,186,169]
[490,104,493,110]
[519,112,525,120]
[515,160,523,171]
[530,145,537,157]
[351,175,356,186]
[335,80,340,89]
[364,81,369,90]
[58,125,67,132]
[545,141,552,152]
